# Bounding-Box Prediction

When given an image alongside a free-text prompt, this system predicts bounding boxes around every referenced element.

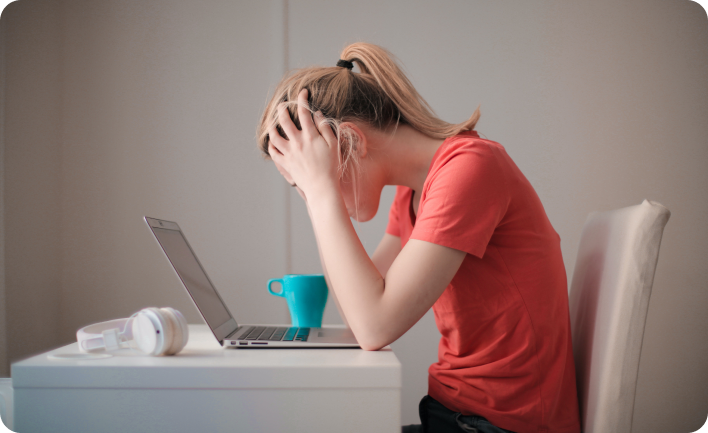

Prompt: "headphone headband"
[77,318,132,352]
[76,308,188,356]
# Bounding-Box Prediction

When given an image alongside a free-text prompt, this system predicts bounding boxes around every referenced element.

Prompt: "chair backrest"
[569,200,670,433]
[0,377,12,431]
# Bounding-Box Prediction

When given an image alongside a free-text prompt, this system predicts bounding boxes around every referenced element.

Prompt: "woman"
[257,42,580,433]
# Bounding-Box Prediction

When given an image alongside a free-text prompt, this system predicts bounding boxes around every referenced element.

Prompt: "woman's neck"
[370,124,445,194]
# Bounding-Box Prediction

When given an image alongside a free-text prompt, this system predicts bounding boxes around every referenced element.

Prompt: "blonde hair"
[256,42,480,171]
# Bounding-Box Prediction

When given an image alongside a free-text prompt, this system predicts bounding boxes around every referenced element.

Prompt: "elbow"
[354,330,393,351]
[359,341,386,351]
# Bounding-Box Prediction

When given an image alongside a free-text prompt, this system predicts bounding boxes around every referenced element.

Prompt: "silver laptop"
[144,217,359,348]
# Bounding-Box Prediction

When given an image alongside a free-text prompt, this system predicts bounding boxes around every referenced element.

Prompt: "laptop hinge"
[225,326,243,339]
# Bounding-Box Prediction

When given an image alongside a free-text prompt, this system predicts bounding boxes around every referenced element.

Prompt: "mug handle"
[267,279,285,297]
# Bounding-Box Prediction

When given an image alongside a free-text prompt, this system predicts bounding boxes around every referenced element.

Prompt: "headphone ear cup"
[158,309,176,356]
[159,308,183,355]
[132,311,158,355]
[167,308,189,354]
[133,308,168,355]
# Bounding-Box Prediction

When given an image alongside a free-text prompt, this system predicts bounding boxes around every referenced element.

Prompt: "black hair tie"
[336,59,354,70]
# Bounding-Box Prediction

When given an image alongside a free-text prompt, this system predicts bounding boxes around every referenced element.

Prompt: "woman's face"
[271,154,384,223]
[269,119,387,222]
[338,156,384,223]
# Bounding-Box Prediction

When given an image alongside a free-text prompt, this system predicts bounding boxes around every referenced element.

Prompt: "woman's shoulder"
[439,130,505,156]
[430,130,508,177]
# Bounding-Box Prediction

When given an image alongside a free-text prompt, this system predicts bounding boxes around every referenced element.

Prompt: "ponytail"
[339,43,480,139]
[257,42,480,158]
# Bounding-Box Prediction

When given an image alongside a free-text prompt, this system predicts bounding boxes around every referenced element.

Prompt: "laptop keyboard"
[238,326,310,342]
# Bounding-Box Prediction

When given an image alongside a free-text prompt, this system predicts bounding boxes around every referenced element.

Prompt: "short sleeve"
[385,186,408,237]
[411,143,510,258]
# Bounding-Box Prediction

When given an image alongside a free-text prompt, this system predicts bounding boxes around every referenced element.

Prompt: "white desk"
[11,325,401,433]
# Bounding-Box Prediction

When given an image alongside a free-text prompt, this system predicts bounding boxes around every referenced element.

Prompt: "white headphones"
[77,307,189,356]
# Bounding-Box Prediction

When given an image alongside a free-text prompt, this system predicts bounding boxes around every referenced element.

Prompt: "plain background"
[1,0,707,431]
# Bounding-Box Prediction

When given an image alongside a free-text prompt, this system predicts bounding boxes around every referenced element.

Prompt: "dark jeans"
[402,396,517,433]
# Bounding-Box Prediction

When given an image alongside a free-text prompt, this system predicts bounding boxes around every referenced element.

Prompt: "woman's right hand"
[267,89,341,204]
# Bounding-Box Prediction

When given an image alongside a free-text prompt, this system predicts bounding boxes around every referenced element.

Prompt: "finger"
[277,103,300,141]
[314,111,338,147]
[297,88,317,135]
[268,144,290,177]
[268,125,289,155]
[268,143,284,162]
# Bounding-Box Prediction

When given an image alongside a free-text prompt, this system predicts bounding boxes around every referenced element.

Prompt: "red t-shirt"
[386,130,580,433]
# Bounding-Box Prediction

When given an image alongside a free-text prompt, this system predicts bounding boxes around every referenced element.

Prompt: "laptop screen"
[150,226,233,332]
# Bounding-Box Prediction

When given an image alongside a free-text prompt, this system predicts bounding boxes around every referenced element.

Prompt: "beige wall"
[0,1,6,379]
[1,0,63,378]
[1,0,291,364]
[56,0,290,339]
[1,0,707,431]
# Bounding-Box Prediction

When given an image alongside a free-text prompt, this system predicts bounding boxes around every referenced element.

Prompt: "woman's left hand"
[267,88,341,200]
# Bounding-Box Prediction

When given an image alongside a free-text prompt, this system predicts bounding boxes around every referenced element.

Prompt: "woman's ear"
[339,122,368,158]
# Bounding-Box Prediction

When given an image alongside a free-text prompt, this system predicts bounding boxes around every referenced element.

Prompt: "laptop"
[144,217,360,348]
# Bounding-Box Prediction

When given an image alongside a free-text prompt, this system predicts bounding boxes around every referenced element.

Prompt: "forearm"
[306,185,386,350]
[308,204,350,328]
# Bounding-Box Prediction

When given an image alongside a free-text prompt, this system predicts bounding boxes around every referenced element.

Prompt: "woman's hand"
[267,88,340,201]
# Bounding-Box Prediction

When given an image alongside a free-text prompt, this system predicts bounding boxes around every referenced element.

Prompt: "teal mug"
[267,274,329,328]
